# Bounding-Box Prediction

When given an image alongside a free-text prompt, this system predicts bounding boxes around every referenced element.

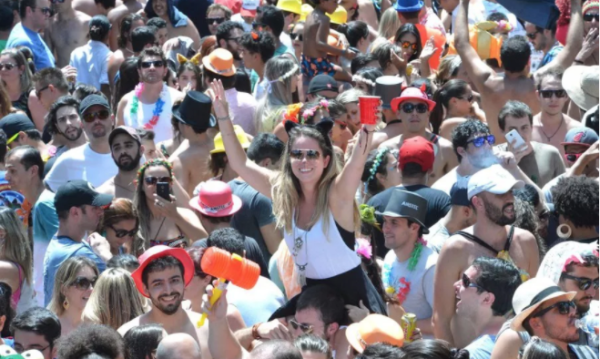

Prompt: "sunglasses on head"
[467,135,495,147]
[400,41,417,50]
[71,276,97,290]
[584,13,599,22]
[289,319,314,333]
[290,33,303,41]
[0,63,16,71]
[532,300,576,318]
[400,102,428,114]
[290,149,321,161]
[82,109,110,123]
[207,17,226,24]
[562,273,599,291]
[141,60,164,69]
[539,89,567,99]
[108,225,138,238]
[144,176,172,185]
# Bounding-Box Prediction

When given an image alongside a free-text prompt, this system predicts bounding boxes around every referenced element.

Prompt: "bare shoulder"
[118,315,143,336]
[513,227,537,246]
[96,178,115,195]
[77,10,92,22]
[565,114,583,128]
[378,135,401,150]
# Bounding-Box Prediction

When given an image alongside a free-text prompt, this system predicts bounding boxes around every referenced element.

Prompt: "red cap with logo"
[399,136,435,172]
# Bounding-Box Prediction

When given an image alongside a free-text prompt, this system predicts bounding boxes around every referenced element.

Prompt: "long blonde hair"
[0,208,32,285]
[47,257,99,316]
[378,8,403,40]
[272,125,359,233]
[82,268,146,329]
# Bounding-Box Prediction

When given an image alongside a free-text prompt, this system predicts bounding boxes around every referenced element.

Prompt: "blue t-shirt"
[465,334,497,359]
[539,43,563,68]
[7,23,55,70]
[43,235,106,306]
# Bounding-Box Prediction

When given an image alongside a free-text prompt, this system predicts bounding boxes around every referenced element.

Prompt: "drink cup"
[359,96,380,125]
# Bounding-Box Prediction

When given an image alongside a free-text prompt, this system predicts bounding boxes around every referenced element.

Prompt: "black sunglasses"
[462,273,485,291]
[461,94,474,102]
[35,84,50,98]
[207,17,226,24]
[141,60,165,69]
[71,276,97,290]
[82,109,110,123]
[539,89,567,99]
[532,300,576,318]
[290,33,303,41]
[0,63,16,71]
[584,13,599,22]
[38,6,54,16]
[50,0,66,3]
[144,176,172,185]
[562,273,600,291]
[290,149,321,161]
[289,319,314,333]
[400,102,429,114]
[526,31,539,40]
[467,135,495,148]
[108,225,137,238]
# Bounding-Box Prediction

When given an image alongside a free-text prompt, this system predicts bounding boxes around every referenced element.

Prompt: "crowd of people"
[0,0,596,357]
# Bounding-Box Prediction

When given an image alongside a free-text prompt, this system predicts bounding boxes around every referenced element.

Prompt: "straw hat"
[202,48,237,77]
[511,277,576,331]
[562,65,599,111]
[346,314,404,353]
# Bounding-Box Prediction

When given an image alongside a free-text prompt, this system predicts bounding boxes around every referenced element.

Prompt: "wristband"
[252,323,263,340]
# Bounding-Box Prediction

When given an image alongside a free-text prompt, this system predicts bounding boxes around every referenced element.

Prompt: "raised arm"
[210,80,275,199]
[333,124,375,202]
[545,0,583,71]
[454,0,493,90]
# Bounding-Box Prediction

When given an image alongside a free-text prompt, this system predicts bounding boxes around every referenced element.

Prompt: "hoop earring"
[556,224,572,239]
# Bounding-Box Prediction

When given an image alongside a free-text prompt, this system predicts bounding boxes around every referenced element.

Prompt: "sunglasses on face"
[462,273,484,290]
[144,176,172,185]
[539,89,567,99]
[532,300,576,318]
[462,94,474,102]
[39,6,54,16]
[289,319,314,333]
[400,102,429,114]
[290,149,321,161]
[207,17,225,24]
[290,33,303,41]
[35,84,50,98]
[71,276,97,290]
[82,109,110,123]
[467,135,495,147]
[0,63,16,71]
[562,273,600,291]
[565,152,582,163]
[141,60,164,69]
[108,225,137,238]
[526,31,539,40]
[584,13,599,22]
[400,41,417,50]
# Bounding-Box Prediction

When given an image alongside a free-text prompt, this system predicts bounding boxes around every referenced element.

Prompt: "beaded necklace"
[130,83,166,131]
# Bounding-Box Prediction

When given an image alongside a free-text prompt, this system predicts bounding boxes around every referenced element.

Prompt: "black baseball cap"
[0,113,35,143]
[307,75,338,95]
[80,94,110,115]
[450,177,470,207]
[54,180,113,213]
[109,126,141,146]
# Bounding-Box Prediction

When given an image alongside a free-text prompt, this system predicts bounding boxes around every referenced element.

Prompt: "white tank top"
[284,211,361,280]
[123,83,176,143]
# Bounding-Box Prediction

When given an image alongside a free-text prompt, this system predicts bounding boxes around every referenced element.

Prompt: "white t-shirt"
[425,221,451,253]
[381,246,437,324]
[44,144,118,192]
[226,276,285,326]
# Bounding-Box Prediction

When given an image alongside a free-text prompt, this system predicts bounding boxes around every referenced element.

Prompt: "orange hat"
[446,23,503,66]
[202,48,237,77]
[132,246,195,297]
[346,314,404,353]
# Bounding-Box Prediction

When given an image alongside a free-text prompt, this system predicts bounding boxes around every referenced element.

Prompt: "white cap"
[467,164,524,200]
[242,0,259,10]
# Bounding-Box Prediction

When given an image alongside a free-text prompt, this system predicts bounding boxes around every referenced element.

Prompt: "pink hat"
[390,86,436,112]
[189,181,242,217]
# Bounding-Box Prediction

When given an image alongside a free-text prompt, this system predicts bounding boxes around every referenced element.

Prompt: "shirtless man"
[379,87,457,186]
[107,0,143,50]
[119,246,213,359]
[532,68,582,159]
[107,14,145,91]
[73,0,118,17]
[432,164,540,348]
[142,0,201,50]
[98,126,144,200]
[168,91,215,196]
[44,0,90,67]
[454,0,583,143]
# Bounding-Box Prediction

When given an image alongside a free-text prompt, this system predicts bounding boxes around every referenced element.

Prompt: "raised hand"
[209,80,229,119]
[420,36,436,60]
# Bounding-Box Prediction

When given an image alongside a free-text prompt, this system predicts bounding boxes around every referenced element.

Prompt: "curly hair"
[57,324,124,359]
[552,176,599,228]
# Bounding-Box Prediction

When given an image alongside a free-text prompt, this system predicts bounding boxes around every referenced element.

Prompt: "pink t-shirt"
[225,88,258,136]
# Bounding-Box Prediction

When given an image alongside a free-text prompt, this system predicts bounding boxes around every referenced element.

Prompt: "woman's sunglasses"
[71,276,97,290]
[399,41,417,50]
[562,273,599,291]
[532,300,576,318]
[467,135,495,148]
[144,176,172,185]
[290,33,303,41]
[108,225,138,238]
[0,63,16,71]
[290,149,321,161]
[400,102,428,114]
[82,109,110,123]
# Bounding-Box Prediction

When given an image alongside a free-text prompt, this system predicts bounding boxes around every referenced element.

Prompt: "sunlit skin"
[14,330,55,359]
[0,55,23,93]
[538,76,568,116]
[528,295,579,344]
[292,23,304,60]
[62,266,97,313]
[290,136,331,186]
[343,102,360,134]
[143,165,172,200]
[152,0,167,17]
[177,69,197,91]
[55,106,84,142]
[560,265,599,314]
[138,55,167,85]
[207,9,227,35]
[105,218,137,254]
[584,9,599,33]
[82,104,112,139]
[397,33,418,61]
[395,100,430,134]
[144,266,185,315]
[454,266,482,316]
[376,153,401,190]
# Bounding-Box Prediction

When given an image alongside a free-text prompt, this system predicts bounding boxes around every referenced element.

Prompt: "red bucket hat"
[189,181,242,217]
[390,86,436,112]
[132,245,195,297]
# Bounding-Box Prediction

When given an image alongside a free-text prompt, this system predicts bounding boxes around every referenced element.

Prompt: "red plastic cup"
[359,96,380,125]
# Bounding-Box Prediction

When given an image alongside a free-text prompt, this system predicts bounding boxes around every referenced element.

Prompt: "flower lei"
[302,99,330,123]
[363,147,390,195]
[130,83,166,131]
[408,237,427,271]
[355,237,373,260]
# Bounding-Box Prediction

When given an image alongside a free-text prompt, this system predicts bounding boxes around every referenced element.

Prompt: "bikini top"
[456,226,530,282]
